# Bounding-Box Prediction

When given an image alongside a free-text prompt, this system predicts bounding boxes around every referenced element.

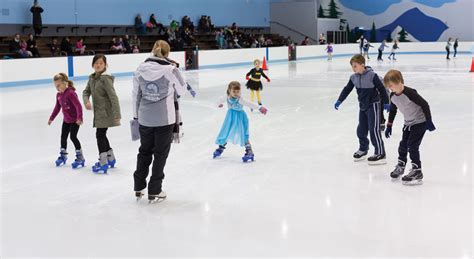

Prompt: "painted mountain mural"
[362,8,449,42]
[339,0,457,15]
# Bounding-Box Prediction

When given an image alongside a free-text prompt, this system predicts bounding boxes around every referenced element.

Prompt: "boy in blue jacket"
[335,54,390,164]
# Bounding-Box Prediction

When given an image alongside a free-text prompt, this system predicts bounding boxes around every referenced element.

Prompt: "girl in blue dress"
[213,81,267,162]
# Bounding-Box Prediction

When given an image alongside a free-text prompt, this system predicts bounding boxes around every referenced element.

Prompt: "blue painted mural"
[339,0,401,15]
[411,0,457,8]
[339,0,457,15]
[361,8,449,42]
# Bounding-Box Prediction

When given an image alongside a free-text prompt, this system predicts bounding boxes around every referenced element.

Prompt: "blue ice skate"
[92,152,109,173]
[55,149,68,167]
[213,145,226,159]
[71,150,85,169]
[107,149,116,168]
[242,152,254,163]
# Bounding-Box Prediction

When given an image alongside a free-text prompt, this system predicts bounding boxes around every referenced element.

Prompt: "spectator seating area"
[0,24,287,59]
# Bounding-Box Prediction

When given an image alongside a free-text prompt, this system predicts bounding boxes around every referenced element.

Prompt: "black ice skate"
[402,164,423,185]
[390,160,406,180]
[135,190,145,201]
[353,150,368,161]
[148,191,167,204]
[368,154,387,165]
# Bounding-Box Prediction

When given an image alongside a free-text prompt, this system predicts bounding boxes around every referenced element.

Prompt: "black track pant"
[61,121,81,150]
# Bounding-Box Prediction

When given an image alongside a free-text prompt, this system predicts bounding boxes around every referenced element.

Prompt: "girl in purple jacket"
[48,73,85,168]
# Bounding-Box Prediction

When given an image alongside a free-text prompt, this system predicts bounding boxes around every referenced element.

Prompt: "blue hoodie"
[337,66,389,111]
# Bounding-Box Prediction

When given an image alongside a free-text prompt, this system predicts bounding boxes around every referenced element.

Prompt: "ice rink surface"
[1,54,473,257]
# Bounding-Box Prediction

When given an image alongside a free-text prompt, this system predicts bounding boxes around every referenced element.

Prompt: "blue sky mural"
[361,8,449,41]
[411,0,457,8]
[339,0,457,15]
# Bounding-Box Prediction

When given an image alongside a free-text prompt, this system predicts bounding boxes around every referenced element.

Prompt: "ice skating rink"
[1,54,472,257]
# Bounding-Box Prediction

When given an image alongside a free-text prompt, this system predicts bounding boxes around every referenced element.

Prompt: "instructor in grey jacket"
[132,40,187,203]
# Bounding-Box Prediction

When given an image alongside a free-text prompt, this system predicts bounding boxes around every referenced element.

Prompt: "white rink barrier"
[0,42,472,87]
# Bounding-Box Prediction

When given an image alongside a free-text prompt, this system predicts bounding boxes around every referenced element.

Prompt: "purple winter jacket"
[49,87,83,123]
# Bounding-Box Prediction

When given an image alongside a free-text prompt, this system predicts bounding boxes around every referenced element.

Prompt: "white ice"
[1,54,473,257]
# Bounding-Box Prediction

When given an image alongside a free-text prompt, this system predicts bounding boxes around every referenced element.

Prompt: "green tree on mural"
[370,21,377,42]
[327,0,342,18]
[318,4,326,18]
[398,27,410,42]
[386,32,393,42]
[346,23,354,43]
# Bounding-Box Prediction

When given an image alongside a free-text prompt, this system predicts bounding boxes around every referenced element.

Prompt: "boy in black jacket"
[384,69,436,185]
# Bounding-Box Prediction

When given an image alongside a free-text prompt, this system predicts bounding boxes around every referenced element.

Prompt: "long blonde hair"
[152,40,171,58]
[53,73,75,91]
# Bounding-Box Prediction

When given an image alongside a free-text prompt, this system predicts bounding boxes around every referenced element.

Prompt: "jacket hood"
[135,56,174,81]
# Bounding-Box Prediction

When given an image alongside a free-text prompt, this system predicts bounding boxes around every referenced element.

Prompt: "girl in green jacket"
[83,54,121,173]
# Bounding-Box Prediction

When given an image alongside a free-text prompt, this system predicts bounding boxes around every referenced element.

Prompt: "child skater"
[388,40,399,60]
[83,54,121,173]
[213,81,268,162]
[384,69,436,185]
[246,59,270,107]
[334,54,390,164]
[377,40,389,61]
[48,73,85,168]
[326,42,333,60]
[363,41,373,60]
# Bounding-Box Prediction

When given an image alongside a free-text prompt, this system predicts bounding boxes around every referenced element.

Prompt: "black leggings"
[61,122,81,150]
[96,128,111,153]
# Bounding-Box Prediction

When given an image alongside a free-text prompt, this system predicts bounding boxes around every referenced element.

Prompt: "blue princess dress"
[215,97,259,147]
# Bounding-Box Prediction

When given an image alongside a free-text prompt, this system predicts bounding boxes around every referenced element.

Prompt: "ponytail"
[152,40,170,58]
[53,73,76,91]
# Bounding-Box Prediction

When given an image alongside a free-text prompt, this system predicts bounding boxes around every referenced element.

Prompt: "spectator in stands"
[132,45,139,53]
[123,35,132,53]
[233,36,242,49]
[75,38,86,55]
[9,34,22,58]
[181,27,194,46]
[109,37,124,54]
[181,16,194,32]
[265,38,273,47]
[30,0,43,36]
[60,37,73,56]
[148,14,165,35]
[174,37,184,51]
[207,16,215,31]
[130,35,141,50]
[135,14,146,35]
[20,39,33,57]
[26,34,40,57]
[170,20,179,31]
[258,34,265,47]
[251,38,259,48]
[301,36,310,46]
[216,29,225,49]
[198,15,210,33]
[286,36,294,46]
[48,38,59,56]
[231,22,238,33]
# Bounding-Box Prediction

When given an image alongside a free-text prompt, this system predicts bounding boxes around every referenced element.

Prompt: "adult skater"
[30,0,43,36]
[377,40,389,61]
[446,37,452,60]
[132,40,190,203]
[453,38,459,58]
[357,35,367,54]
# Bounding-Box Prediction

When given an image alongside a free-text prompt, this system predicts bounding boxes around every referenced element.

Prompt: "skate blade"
[368,159,387,165]
[353,156,367,162]
[148,197,166,204]
[390,175,403,181]
[402,179,423,186]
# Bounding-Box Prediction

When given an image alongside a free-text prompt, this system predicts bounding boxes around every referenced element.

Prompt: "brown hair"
[92,54,107,72]
[227,81,241,96]
[384,69,404,85]
[350,54,365,65]
[152,40,171,58]
[253,59,261,66]
[53,73,75,91]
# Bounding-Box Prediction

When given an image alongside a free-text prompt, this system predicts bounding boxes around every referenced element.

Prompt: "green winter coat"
[83,72,121,128]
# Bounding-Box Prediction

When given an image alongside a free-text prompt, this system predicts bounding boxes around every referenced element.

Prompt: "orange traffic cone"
[262,56,268,71]
[470,57,474,72]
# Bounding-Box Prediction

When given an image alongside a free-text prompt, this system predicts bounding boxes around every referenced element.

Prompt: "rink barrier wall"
[0,42,472,88]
